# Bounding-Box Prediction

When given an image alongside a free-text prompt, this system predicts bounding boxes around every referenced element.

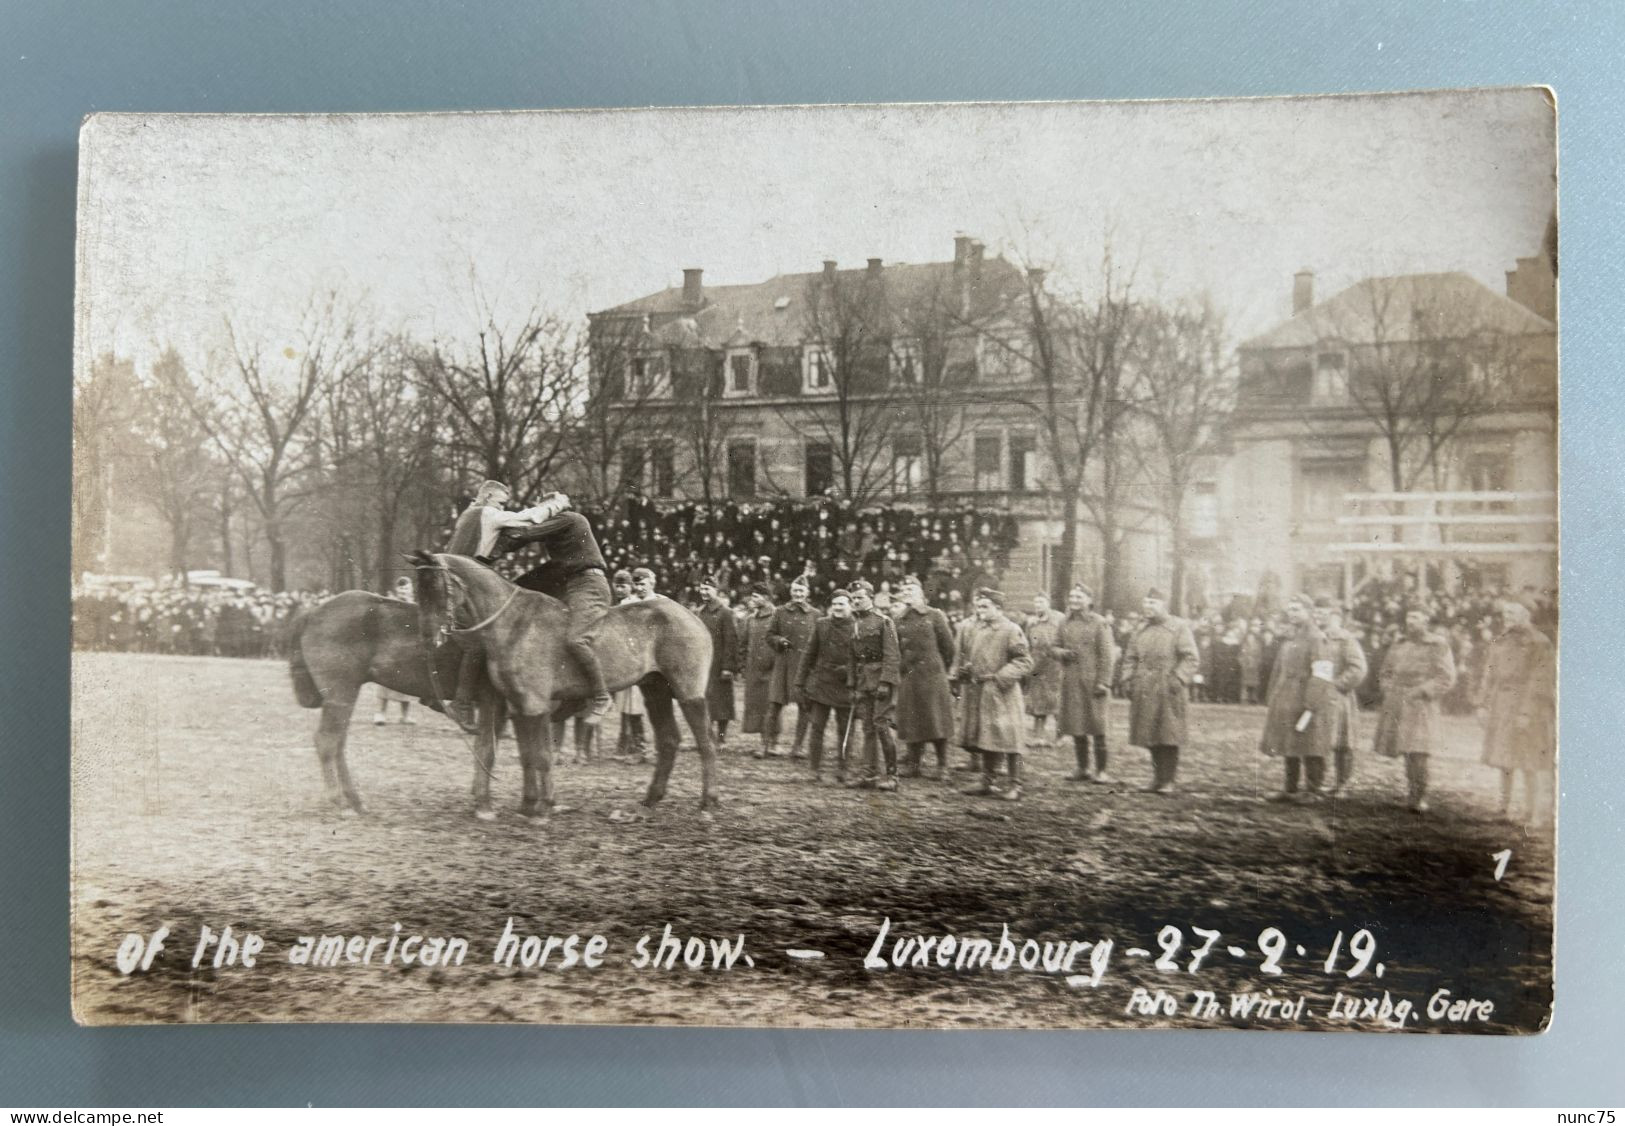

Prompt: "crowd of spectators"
[489,496,1020,611]
[72,580,326,658]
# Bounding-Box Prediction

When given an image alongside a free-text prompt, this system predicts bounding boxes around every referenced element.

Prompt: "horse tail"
[287,610,324,708]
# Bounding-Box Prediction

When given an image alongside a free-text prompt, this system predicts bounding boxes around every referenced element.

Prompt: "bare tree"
[891,280,983,506]
[575,315,682,506]
[971,248,1147,607]
[130,348,216,578]
[1132,297,1237,614]
[174,293,373,591]
[72,353,138,578]
[1334,276,1520,497]
[410,289,581,504]
[774,271,896,506]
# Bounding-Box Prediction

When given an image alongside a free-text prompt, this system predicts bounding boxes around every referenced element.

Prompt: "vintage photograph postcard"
[72,90,1557,1030]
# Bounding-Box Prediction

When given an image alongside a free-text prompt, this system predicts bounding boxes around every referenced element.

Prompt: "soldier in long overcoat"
[766,575,819,757]
[845,580,902,790]
[1117,589,1200,794]
[952,589,1035,800]
[1260,596,1340,801]
[795,590,858,781]
[1477,599,1555,825]
[1023,594,1066,745]
[1313,599,1368,792]
[739,584,781,756]
[1371,608,1457,813]
[1055,584,1117,783]
[695,578,740,749]
[893,578,956,778]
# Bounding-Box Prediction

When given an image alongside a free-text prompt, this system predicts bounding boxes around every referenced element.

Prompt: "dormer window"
[725,350,756,397]
[625,352,669,400]
[803,345,835,393]
[891,338,921,384]
[1312,349,1347,404]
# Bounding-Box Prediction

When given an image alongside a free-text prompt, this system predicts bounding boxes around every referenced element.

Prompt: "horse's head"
[408,550,467,644]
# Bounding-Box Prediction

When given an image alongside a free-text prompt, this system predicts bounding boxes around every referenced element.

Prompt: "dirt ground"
[70,651,1553,1032]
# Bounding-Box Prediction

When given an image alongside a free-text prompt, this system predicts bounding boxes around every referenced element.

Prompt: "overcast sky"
[77,88,1554,377]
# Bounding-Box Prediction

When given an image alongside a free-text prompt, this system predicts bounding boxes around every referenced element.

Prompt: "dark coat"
[740,608,778,734]
[1024,609,1066,716]
[1477,624,1555,772]
[1259,620,1339,760]
[1371,631,1457,759]
[1118,616,1199,748]
[766,600,819,705]
[1056,610,1115,737]
[796,616,857,709]
[952,615,1035,755]
[849,610,900,696]
[696,601,740,722]
[894,605,955,743]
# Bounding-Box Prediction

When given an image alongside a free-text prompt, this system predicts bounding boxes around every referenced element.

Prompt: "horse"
[409,550,719,819]
[287,591,507,818]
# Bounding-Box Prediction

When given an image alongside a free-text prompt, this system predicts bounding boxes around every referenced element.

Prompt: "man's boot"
[571,640,612,725]
[901,745,922,778]
[961,752,997,796]
[1269,758,1301,803]
[999,754,1022,801]
[1090,736,1114,784]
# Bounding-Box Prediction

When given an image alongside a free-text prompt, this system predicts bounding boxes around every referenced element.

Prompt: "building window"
[1462,449,1511,513]
[620,444,647,492]
[728,439,757,499]
[804,440,833,498]
[973,433,1002,492]
[1312,350,1348,404]
[803,345,835,393]
[726,351,755,396]
[891,339,920,385]
[625,353,668,399]
[1008,431,1039,492]
[892,434,923,496]
[1298,461,1360,523]
[649,440,675,498]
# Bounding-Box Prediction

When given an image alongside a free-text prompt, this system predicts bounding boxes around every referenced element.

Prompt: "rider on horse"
[444,479,613,725]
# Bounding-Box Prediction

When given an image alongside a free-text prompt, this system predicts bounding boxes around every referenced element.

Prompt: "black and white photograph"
[70,89,1557,1031]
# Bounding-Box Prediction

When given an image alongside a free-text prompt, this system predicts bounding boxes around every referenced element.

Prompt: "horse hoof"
[474,808,497,822]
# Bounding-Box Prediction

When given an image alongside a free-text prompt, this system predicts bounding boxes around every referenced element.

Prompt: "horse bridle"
[413,559,520,642]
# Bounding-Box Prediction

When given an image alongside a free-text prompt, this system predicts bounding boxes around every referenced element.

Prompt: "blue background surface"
[3,1,1621,1107]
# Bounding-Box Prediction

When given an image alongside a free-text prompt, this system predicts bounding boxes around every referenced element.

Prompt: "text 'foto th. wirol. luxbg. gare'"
[69,89,1557,1031]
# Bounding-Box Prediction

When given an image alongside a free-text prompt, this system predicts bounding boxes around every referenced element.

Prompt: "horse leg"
[515,713,556,821]
[640,679,681,809]
[678,696,719,814]
[471,688,500,821]
[316,702,364,816]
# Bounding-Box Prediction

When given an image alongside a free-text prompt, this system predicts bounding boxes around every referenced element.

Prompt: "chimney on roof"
[954,234,971,265]
[682,268,704,310]
[1028,266,1047,289]
[867,257,882,277]
[1293,269,1314,316]
[823,259,837,286]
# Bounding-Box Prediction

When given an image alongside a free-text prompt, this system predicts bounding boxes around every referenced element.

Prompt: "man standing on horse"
[445,480,543,724]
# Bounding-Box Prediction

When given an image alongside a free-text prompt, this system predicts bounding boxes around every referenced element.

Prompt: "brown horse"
[287,591,507,818]
[409,551,719,819]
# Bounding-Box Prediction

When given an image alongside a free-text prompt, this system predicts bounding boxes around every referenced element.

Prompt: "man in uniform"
[1117,588,1199,794]
[1477,598,1555,827]
[1313,597,1368,794]
[953,588,1035,800]
[845,580,902,791]
[1371,608,1457,814]
[631,566,659,601]
[494,494,616,724]
[893,576,956,779]
[1023,592,1066,747]
[739,583,781,759]
[766,575,819,758]
[796,589,857,782]
[694,577,740,750]
[1055,584,1116,783]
